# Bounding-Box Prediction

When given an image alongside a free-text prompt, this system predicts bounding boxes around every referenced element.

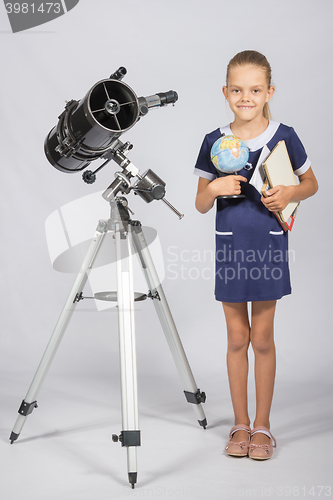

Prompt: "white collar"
[220,121,280,152]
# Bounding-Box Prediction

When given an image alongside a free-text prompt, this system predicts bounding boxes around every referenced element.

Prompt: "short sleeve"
[285,127,311,176]
[193,133,218,181]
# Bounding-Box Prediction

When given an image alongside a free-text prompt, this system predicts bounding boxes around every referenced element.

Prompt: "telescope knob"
[82,170,96,184]
[112,433,122,443]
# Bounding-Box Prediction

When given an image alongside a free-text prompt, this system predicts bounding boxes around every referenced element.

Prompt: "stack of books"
[261,140,300,231]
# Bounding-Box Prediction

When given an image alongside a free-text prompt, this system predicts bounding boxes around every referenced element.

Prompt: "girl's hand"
[195,175,247,214]
[261,185,292,212]
[212,175,247,197]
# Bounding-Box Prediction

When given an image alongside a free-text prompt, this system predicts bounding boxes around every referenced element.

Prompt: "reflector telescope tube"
[44,69,178,174]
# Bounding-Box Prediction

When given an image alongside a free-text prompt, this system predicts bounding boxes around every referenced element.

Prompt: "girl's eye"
[252,89,260,93]
[232,89,240,93]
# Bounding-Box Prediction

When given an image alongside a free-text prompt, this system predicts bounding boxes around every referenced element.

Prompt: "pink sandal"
[225,424,251,457]
[248,426,276,460]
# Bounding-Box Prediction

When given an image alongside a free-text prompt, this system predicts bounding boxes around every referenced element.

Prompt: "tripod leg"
[131,222,207,428]
[114,224,140,488]
[10,222,108,443]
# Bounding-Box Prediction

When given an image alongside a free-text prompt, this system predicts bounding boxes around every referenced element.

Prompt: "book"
[249,145,270,194]
[261,140,300,232]
[262,178,298,231]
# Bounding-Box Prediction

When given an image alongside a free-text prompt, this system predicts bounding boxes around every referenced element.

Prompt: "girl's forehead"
[228,64,267,85]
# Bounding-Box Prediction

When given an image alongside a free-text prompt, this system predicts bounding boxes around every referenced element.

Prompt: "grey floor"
[1,368,332,500]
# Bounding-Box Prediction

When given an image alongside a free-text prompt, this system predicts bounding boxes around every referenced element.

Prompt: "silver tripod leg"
[131,222,207,428]
[112,222,140,489]
[10,221,108,443]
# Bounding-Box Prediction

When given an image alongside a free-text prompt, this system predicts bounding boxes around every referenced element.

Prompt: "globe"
[211,135,249,174]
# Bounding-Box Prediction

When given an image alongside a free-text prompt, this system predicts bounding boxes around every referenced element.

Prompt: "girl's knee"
[227,327,250,352]
[250,328,275,354]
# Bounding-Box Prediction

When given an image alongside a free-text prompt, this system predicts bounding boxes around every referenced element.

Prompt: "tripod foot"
[198,418,207,430]
[128,472,137,489]
[9,431,19,444]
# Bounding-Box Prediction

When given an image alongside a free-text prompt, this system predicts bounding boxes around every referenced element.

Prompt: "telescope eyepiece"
[157,90,178,105]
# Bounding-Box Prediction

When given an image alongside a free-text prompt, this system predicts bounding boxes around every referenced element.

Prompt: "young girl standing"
[194,50,318,460]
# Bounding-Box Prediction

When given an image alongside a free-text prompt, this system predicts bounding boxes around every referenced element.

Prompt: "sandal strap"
[229,424,251,438]
[251,426,277,447]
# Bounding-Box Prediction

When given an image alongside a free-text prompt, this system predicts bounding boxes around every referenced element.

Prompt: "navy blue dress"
[194,121,311,303]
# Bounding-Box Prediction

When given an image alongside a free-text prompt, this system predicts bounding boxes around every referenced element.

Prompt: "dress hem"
[215,290,292,303]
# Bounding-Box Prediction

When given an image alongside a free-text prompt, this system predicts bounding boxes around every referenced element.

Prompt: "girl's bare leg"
[222,302,251,442]
[250,300,277,445]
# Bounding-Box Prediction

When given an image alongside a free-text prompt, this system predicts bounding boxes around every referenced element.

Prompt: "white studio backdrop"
[0,0,332,432]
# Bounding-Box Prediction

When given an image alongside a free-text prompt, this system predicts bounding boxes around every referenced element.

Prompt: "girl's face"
[223,64,275,123]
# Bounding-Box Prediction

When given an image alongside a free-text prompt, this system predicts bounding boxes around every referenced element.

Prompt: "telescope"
[45,67,178,173]
[10,68,207,490]
[44,67,181,215]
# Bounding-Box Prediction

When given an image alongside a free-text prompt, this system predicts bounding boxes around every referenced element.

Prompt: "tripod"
[10,194,207,489]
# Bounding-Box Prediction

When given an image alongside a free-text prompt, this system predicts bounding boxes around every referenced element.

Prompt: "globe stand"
[217,171,246,199]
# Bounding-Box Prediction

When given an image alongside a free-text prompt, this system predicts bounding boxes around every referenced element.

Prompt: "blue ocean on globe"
[211,135,250,174]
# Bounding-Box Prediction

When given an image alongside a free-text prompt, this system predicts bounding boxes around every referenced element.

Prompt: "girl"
[194,50,318,460]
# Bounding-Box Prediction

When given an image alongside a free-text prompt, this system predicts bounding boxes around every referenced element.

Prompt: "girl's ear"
[222,85,229,101]
[266,85,275,103]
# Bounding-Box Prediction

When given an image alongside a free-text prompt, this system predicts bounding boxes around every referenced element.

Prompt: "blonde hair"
[226,50,273,120]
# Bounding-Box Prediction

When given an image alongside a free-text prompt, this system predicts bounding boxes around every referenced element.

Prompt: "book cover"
[261,141,300,231]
